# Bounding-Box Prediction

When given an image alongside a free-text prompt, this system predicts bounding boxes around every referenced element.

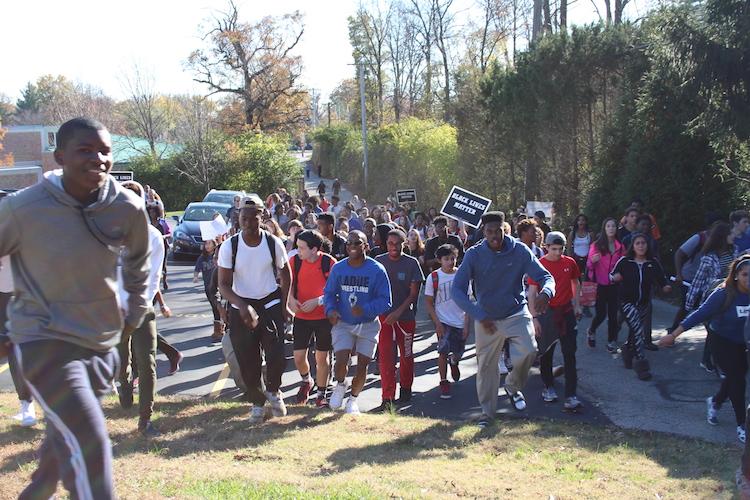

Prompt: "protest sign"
[396,189,417,204]
[200,214,229,241]
[439,186,491,228]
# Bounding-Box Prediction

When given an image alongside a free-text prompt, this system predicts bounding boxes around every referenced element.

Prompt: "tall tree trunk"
[543,0,553,34]
[560,0,567,30]
[532,0,543,42]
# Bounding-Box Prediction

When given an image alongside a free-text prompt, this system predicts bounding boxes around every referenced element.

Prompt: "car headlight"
[174,230,190,241]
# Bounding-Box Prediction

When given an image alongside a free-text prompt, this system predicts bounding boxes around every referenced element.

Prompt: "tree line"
[314,0,749,263]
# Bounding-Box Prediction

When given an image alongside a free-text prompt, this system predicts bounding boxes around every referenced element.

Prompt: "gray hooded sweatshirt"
[0,170,151,352]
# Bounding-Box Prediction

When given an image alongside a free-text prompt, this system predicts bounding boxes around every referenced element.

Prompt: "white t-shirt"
[0,255,13,293]
[218,232,288,303]
[425,269,465,329]
[118,225,165,312]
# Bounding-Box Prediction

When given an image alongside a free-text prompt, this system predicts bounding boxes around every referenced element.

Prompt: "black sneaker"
[397,388,412,403]
[644,342,659,351]
[450,362,461,382]
[373,399,396,413]
[139,420,160,437]
[119,382,134,409]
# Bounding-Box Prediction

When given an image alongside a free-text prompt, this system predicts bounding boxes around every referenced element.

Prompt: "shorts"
[293,318,333,351]
[436,323,466,361]
[331,319,381,359]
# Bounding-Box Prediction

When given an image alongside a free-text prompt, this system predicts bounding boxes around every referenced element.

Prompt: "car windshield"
[204,192,237,205]
[184,206,223,221]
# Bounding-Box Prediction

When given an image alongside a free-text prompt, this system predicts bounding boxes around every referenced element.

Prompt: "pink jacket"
[587,240,624,285]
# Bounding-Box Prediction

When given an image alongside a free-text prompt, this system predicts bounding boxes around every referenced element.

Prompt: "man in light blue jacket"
[452,211,555,427]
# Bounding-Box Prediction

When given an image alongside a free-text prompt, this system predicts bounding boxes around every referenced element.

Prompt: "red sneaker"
[439,380,452,399]
[315,394,329,408]
[296,381,312,404]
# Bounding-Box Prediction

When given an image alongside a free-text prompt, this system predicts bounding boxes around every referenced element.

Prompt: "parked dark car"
[172,202,230,259]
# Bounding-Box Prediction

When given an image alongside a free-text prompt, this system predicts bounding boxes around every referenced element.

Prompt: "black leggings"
[711,334,747,426]
[589,284,620,342]
[204,288,221,321]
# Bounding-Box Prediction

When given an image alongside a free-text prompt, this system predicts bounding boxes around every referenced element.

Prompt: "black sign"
[439,185,492,228]
[396,189,417,204]
[111,171,134,182]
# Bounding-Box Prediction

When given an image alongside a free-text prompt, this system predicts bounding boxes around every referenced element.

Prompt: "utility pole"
[358,63,369,192]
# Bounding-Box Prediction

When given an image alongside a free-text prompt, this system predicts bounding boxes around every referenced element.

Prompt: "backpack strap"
[321,254,332,277]
[230,234,239,272]
[264,230,279,280]
[292,254,303,299]
[431,270,439,296]
[687,230,707,262]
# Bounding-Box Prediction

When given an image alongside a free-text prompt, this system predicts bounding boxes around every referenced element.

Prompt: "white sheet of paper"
[200,214,228,241]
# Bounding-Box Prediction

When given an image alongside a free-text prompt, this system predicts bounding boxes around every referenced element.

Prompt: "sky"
[1,0,649,104]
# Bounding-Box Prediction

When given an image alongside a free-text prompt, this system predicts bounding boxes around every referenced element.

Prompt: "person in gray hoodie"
[0,117,151,500]
[452,211,555,427]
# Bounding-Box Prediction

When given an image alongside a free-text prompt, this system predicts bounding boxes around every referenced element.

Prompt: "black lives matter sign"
[440,186,491,228]
[111,171,134,182]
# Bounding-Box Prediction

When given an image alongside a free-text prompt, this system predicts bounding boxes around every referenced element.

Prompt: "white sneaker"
[265,391,287,417]
[13,401,37,427]
[541,387,558,403]
[330,382,348,410]
[706,397,718,425]
[738,426,746,444]
[249,405,265,424]
[345,397,360,415]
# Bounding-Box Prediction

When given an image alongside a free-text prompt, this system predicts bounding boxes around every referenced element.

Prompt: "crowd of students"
[1,117,750,498]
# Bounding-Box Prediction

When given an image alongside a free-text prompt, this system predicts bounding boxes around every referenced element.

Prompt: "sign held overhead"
[440,185,492,228]
[110,171,134,183]
[395,189,417,204]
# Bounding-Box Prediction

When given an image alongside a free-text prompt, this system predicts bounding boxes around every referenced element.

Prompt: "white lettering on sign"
[737,305,750,317]
[453,202,477,215]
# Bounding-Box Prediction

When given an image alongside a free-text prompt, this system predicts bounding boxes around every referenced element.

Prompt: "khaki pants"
[118,310,157,421]
[475,310,537,418]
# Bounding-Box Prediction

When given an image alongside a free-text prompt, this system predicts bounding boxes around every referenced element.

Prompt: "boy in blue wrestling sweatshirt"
[324,230,392,414]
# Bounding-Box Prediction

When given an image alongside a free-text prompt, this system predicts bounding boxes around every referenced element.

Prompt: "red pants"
[377,318,416,400]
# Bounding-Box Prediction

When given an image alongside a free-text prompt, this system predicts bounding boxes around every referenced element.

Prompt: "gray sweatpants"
[475,310,537,418]
[16,339,119,500]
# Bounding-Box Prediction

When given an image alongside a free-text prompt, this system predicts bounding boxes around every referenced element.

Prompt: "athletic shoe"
[476,415,491,428]
[498,357,509,375]
[706,397,719,425]
[12,400,37,427]
[606,341,619,354]
[587,332,596,348]
[315,394,329,408]
[506,388,527,411]
[265,391,287,417]
[138,419,160,437]
[450,362,461,382]
[563,396,584,412]
[739,426,747,444]
[249,405,265,424]
[643,342,659,351]
[541,387,558,403]
[118,382,134,409]
[345,397,360,415]
[398,388,412,403]
[699,362,716,374]
[168,352,184,375]
[330,382,348,410]
[296,381,312,404]
[439,380,452,399]
[373,399,396,413]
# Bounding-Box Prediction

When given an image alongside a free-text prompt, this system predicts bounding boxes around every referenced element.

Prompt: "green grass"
[0,393,739,499]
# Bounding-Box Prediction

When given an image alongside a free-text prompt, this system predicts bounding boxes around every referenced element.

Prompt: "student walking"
[586,218,625,352]
[611,234,671,381]
[452,212,555,427]
[425,244,469,400]
[217,203,292,424]
[288,230,337,407]
[660,255,750,443]
[323,230,392,415]
[194,239,224,342]
[0,118,151,499]
[528,232,584,412]
[375,229,424,411]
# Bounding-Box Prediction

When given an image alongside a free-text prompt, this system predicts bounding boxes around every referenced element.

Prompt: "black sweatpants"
[711,334,747,426]
[1,291,31,402]
[205,288,221,321]
[16,340,118,500]
[589,284,620,342]
[228,291,286,406]
[539,308,578,397]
